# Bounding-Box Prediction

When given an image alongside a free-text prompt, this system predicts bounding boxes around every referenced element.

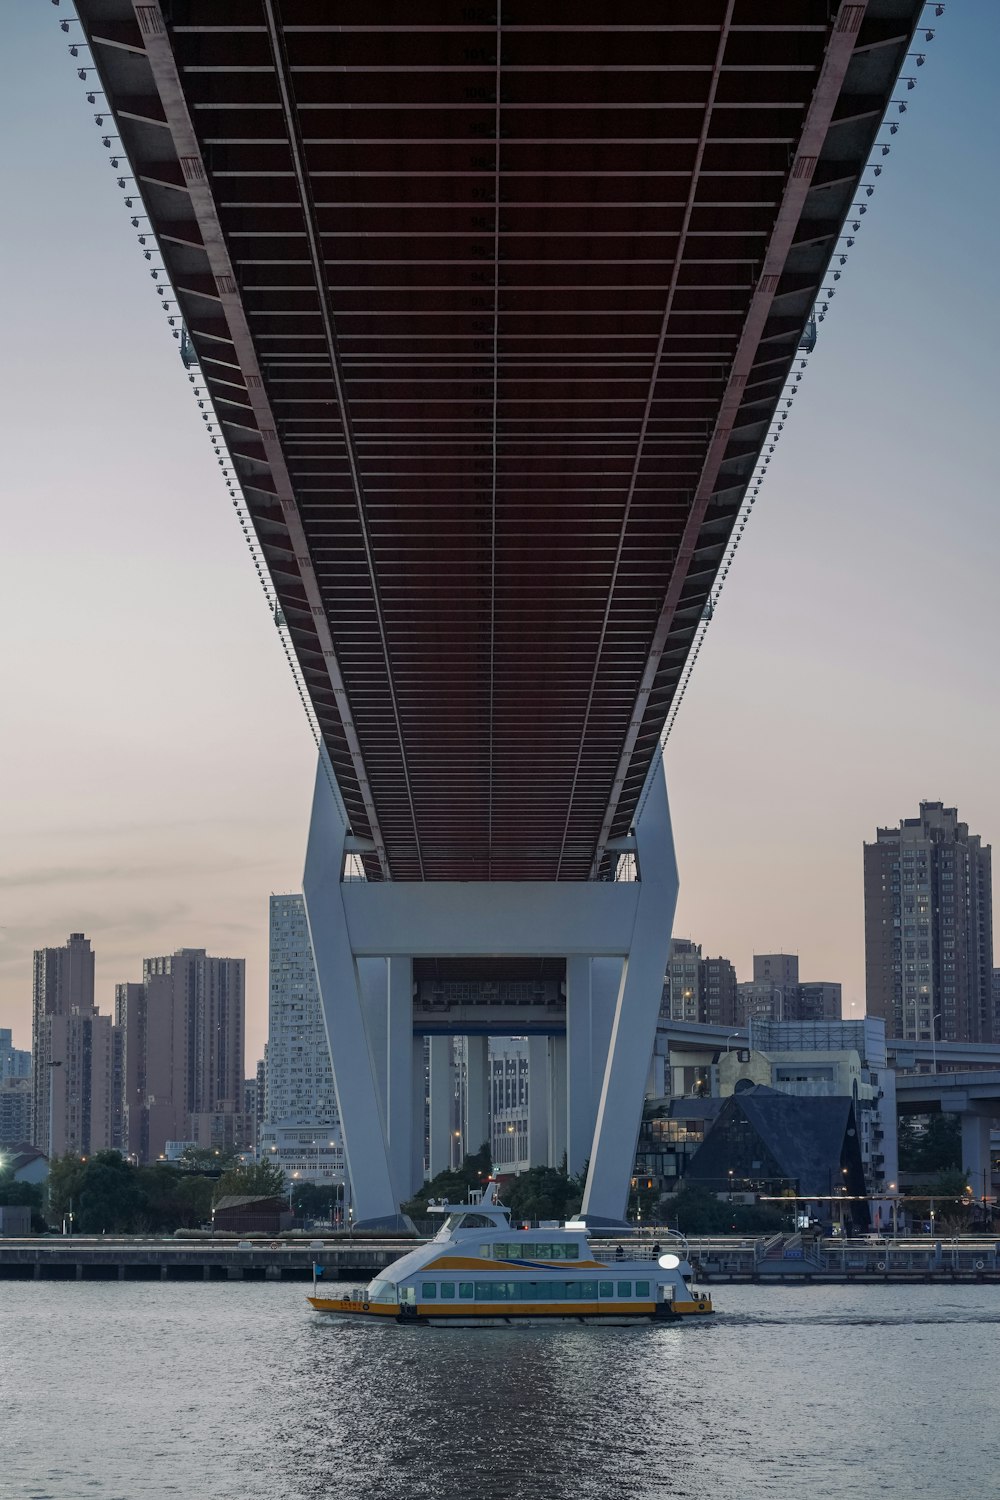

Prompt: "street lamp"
[931,1013,942,1074]
[888,1182,899,1239]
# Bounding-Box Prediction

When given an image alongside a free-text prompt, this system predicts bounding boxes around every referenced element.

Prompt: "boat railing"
[591,1245,664,1264]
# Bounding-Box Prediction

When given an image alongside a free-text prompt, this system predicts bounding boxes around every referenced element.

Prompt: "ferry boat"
[308,1183,713,1325]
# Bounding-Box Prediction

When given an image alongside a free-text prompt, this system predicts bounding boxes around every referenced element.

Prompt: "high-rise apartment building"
[663,940,702,1022]
[737,955,841,1026]
[31,933,113,1157]
[115,950,247,1161]
[262,896,343,1185]
[0,1029,31,1081]
[864,802,994,1043]
[0,1079,32,1146]
[661,941,738,1027]
[702,956,739,1028]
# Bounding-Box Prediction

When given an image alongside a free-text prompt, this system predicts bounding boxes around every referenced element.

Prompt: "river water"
[1,1281,995,1499]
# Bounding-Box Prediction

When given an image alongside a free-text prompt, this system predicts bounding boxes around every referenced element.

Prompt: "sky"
[2,2,999,1064]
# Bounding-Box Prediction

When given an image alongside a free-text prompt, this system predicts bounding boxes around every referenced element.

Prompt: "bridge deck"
[77,0,921,879]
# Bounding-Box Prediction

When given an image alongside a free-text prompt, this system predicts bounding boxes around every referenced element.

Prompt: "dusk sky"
[2,2,998,1064]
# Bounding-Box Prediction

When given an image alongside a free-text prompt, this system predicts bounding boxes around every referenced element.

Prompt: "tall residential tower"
[31,933,113,1157]
[115,949,247,1160]
[864,802,994,1043]
[261,895,343,1186]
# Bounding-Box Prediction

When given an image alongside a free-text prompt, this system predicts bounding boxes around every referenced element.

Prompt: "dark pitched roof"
[684,1087,861,1197]
[736,1093,856,1197]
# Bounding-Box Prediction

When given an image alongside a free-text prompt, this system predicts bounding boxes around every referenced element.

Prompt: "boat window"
[635,1280,650,1297]
[447,1212,497,1230]
[617,1281,632,1298]
[421,1282,437,1299]
[466,1280,619,1302]
[440,1282,456,1299]
[367,1279,396,1303]
[491,1241,580,1262]
[458,1281,474,1299]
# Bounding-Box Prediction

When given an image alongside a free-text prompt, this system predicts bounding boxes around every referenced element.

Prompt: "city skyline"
[2,3,999,1064]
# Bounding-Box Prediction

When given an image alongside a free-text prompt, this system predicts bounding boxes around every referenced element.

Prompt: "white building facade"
[264,894,345,1187]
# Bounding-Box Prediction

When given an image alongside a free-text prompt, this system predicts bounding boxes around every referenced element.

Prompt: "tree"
[45,1153,89,1226]
[898,1113,961,1174]
[401,1144,495,1218]
[77,1155,147,1233]
[215,1160,287,1201]
[503,1165,583,1223]
[292,1181,341,1220]
[666,1183,787,1236]
[169,1174,216,1228]
[177,1146,239,1174]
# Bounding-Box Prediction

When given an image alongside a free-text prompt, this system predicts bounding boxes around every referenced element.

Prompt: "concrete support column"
[428,1036,453,1179]
[386,956,413,1204]
[590,959,622,1116]
[962,1112,994,1200]
[582,758,678,1224]
[464,1035,490,1161]
[303,753,410,1232]
[358,958,388,1117]
[527,1036,549,1168]
[547,1034,567,1168]
[412,1037,427,1191]
[566,954,592,1175]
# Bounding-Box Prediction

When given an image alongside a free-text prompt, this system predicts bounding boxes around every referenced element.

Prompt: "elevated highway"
[75,1,926,1226]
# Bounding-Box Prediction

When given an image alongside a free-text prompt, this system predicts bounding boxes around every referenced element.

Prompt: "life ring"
[875,1261,886,1271]
[362,1301,370,1311]
[975,1259,985,1271]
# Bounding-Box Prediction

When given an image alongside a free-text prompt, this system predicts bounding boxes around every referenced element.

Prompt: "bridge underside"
[79,0,922,882]
[77,1,922,1221]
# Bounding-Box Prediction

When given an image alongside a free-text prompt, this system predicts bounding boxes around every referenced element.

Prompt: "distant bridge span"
[77,1,925,1226]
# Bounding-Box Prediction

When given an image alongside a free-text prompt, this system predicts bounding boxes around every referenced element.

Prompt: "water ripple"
[0,1282,996,1499]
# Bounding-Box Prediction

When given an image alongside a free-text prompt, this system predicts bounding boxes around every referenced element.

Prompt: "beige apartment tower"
[864,802,994,1043]
[117,949,246,1160]
[31,933,113,1157]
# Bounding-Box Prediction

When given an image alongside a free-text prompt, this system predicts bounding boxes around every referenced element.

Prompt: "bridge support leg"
[412,1037,426,1191]
[547,1034,567,1168]
[428,1036,452,1178]
[581,757,678,1225]
[304,747,677,1229]
[464,1036,490,1161]
[961,1112,993,1200]
[527,1036,550,1166]
[386,955,413,1205]
[303,754,414,1234]
[566,954,592,1176]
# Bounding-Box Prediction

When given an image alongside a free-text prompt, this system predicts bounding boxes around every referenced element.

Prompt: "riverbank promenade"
[3,1234,999,1286]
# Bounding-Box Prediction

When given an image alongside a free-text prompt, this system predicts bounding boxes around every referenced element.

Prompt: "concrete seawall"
[3,1235,999,1286]
[0,1238,408,1282]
